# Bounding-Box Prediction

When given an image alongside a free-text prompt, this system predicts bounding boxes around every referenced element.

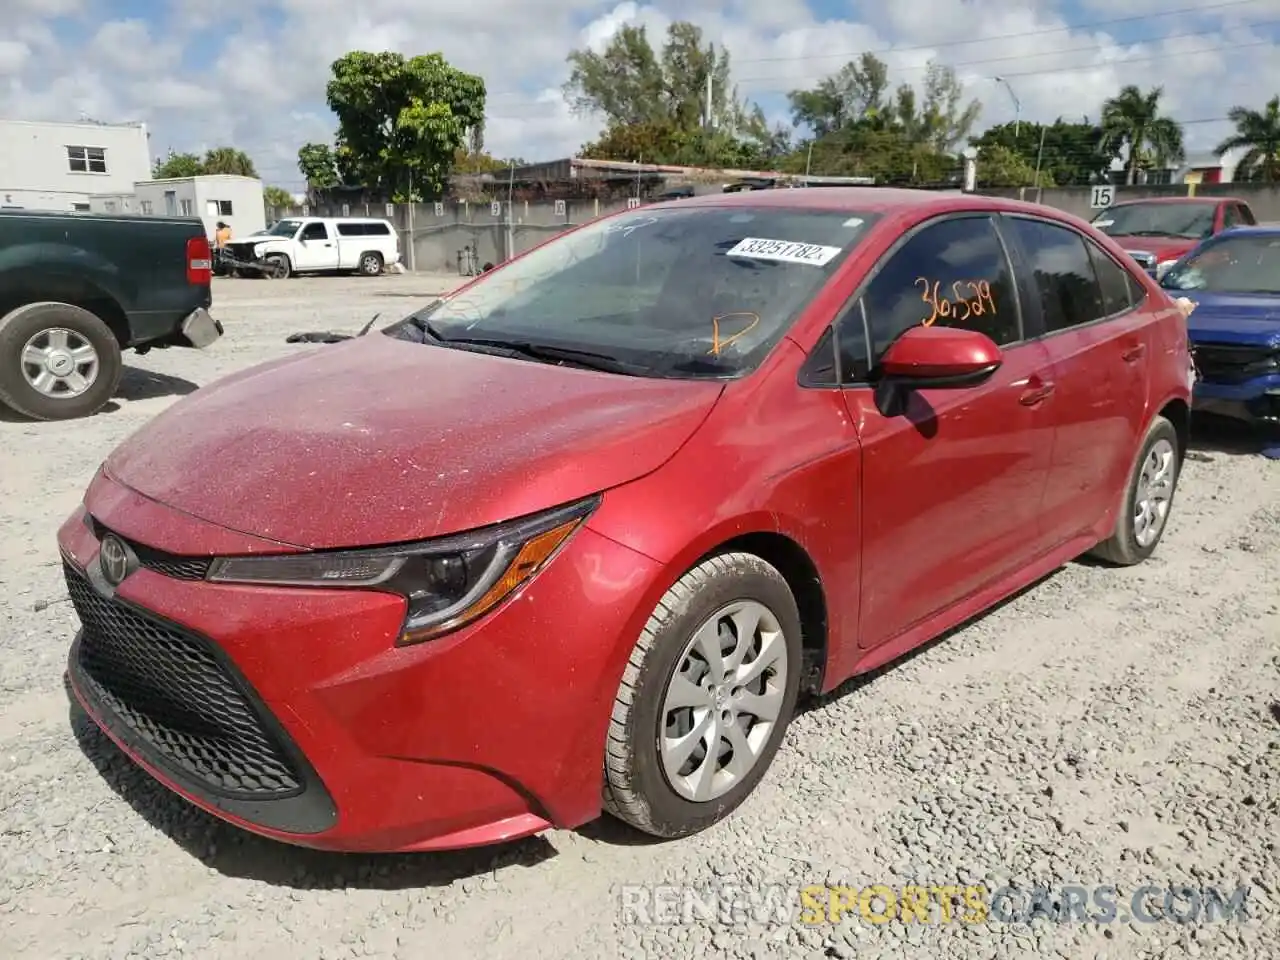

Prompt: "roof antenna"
[356,312,382,337]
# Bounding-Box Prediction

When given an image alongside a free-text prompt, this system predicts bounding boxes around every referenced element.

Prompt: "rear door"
[836,213,1059,650]
[999,214,1153,547]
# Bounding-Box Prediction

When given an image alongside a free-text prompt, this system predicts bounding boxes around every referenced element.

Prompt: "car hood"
[1178,291,1280,347]
[103,334,724,549]
[1107,235,1197,259]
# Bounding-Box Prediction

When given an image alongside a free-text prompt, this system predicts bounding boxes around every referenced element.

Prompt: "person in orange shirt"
[214,221,232,248]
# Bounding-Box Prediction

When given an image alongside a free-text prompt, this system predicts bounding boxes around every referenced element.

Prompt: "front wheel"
[1088,414,1181,565]
[263,254,291,279]
[603,552,802,838]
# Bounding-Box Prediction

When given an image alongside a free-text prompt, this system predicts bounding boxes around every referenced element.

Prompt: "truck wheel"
[0,302,123,421]
[264,254,291,279]
[357,252,384,276]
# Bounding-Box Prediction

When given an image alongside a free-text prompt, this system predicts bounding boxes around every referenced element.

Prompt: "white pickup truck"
[220,217,402,279]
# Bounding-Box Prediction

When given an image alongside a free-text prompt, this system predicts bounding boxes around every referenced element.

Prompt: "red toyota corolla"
[59,189,1193,853]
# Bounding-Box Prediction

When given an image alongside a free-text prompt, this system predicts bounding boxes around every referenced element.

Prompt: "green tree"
[200,147,258,177]
[153,151,203,178]
[563,21,771,166]
[297,142,340,192]
[263,186,294,210]
[970,119,1117,186]
[786,53,890,138]
[1215,95,1280,182]
[974,144,1056,188]
[322,50,485,200]
[1100,85,1185,185]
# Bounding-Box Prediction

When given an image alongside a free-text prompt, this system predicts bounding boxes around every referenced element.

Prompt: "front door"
[294,221,339,270]
[999,215,1152,546]
[838,213,1059,650]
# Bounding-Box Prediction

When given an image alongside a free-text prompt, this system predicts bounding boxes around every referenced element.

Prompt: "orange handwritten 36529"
[913,278,997,326]
[708,312,760,355]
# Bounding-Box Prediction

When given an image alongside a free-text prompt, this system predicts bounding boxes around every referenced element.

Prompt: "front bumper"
[1193,375,1280,425]
[58,482,663,853]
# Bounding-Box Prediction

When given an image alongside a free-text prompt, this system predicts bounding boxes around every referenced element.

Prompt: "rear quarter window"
[336,222,367,236]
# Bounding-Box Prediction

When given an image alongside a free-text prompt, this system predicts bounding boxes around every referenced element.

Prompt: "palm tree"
[1215,96,1280,182]
[1099,85,1186,185]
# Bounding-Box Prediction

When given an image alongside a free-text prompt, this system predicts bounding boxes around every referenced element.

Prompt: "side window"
[859,216,1021,363]
[1239,204,1257,225]
[1005,217,1106,333]
[1222,205,1239,229]
[369,222,391,235]
[300,222,328,241]
[1086,241,1135,317]
[800,311,871,386]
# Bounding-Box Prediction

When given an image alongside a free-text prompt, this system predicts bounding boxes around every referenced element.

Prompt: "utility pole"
[505,161,515,262]
[705,46,714,131]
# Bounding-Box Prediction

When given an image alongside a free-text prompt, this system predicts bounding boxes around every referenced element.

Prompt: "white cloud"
[1,0,1278,188]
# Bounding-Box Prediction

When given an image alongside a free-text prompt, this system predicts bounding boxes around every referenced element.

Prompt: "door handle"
[1121,343,1146,362]
[1019,382,1055,406]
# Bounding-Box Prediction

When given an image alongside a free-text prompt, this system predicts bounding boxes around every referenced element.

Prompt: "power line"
[482,0,1272,101]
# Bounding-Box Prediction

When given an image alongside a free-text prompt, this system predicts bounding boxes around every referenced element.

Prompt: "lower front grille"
[65,562,302,799]
[1192,342,1280,385]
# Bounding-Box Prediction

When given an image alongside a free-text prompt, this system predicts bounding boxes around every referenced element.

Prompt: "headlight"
[206,496,599,644]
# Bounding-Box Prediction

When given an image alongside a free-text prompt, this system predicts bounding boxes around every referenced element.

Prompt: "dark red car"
[1089,195,1257,277]
[59,189,1193,853]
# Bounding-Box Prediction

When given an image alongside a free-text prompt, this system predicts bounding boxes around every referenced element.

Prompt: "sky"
[3,0,1280,190]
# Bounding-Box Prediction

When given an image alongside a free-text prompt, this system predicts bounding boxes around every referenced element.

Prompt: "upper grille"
[65,562,302,798]
[1191,342,1280,385]
[86,517,211,580]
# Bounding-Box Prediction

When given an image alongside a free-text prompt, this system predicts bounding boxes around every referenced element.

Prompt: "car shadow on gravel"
[0,367,199,422]
[66,687,558,889]
[1187,412,1273,458]
[798,570,1063,716]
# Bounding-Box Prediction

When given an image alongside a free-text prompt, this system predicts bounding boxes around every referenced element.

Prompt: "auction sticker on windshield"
[726,237,842,266]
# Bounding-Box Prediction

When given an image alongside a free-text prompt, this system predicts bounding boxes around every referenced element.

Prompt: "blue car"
[1159,226,1280,433]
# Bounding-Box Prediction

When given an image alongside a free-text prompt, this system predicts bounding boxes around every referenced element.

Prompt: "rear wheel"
[357,251,384,276]
[0,301,122,420]
[603,552,802,838]
[1089,415,1181,565]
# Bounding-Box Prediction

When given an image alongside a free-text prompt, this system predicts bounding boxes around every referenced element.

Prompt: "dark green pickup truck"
[0,210,222,420]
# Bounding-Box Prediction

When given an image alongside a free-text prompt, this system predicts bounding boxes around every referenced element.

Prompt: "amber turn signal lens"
[400,517,583,644]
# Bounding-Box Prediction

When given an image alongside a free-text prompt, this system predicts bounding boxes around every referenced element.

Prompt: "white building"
[88,175,266,239]
[0,118,151,211]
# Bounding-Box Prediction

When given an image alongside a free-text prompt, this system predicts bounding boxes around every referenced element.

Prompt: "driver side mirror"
[878,325,1002,388]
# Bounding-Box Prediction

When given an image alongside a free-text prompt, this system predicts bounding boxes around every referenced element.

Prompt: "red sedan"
[59,189,1192,853]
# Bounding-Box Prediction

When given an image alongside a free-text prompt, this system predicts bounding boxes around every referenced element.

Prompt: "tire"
[264,254,291,279]
[1088,414,1182,565]
[357,251,384,277]
[0,301,123,421]
[603,551,803,839]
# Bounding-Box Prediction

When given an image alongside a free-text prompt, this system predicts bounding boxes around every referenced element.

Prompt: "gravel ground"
[1,275,1277,960]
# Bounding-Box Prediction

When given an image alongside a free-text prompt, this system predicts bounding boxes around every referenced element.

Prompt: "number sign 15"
[915,278,997,326]
[1090,185,1115,209]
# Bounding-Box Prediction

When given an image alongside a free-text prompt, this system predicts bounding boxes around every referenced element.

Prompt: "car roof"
[642,186,1084,221]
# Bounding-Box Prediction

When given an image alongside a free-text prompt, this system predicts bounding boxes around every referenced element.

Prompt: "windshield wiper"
[1124,230,1178,237]
[440,336,648,375]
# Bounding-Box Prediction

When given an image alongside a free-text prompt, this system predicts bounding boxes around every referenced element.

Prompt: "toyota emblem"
[98,534,133,587]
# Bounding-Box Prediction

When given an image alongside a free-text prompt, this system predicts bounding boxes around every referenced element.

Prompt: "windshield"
[1091,202,1215,240]
[265,219,301,237]
[1161,234,1280,295]
[389,205,878,378]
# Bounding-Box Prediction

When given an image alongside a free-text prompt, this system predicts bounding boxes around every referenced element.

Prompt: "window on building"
[180,199,194,216]
[72,203,90,212]
[104,201,117,213]
[139,200,153,215]
[67,146,108,174]
[218,200,233,215]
